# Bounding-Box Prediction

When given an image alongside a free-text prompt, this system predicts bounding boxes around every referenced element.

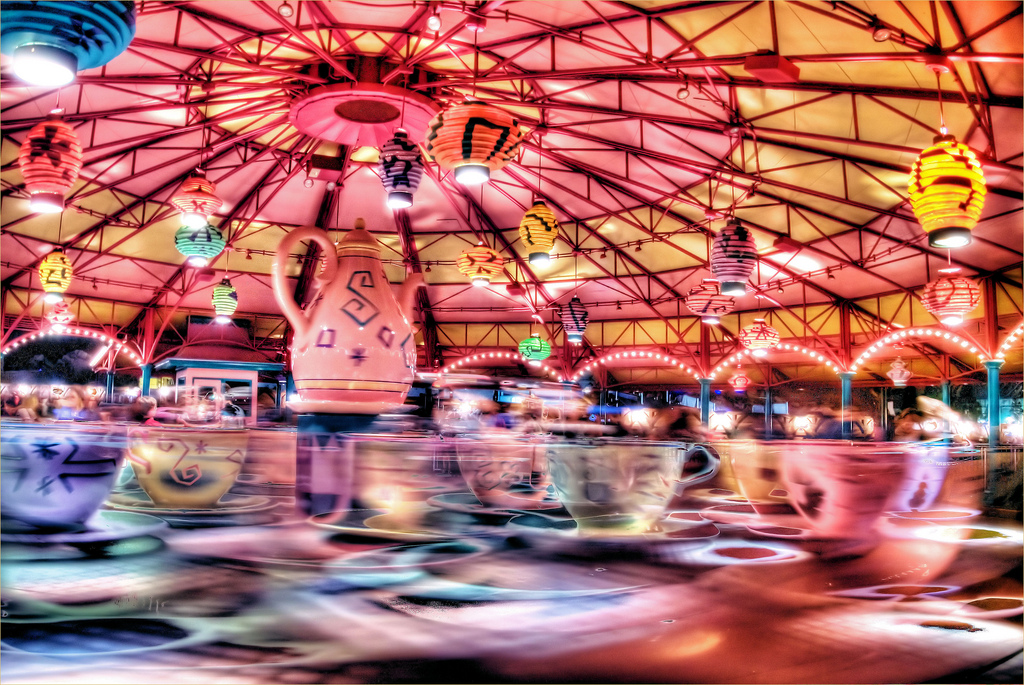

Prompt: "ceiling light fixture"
[427,11,442,32]
[19,109,83,214]
[562,297,589,344]
[711,218,758,296]
[38,248,73,303]
[212,278,238,324]
[456,245,504,286]
[465,14,486,33]
[278,1,294,18]
[424,100,525,185]
[871,22,892,42]
[377,129,424,209]
[519,201,559,265]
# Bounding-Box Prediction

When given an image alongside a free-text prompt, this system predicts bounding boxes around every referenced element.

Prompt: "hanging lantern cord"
[936,71,946,134]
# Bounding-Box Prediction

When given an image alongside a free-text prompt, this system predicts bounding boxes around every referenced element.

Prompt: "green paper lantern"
[518,334,551,362]
[175,223,225,266]
[212,278,237,323]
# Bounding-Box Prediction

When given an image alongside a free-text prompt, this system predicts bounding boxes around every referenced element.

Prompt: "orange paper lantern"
[171,173,222,228]
[424,101,525,184]
[456,245,504,286]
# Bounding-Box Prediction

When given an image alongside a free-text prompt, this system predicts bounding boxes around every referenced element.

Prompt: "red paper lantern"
[456,245,504,286]
[887,358,912,387]
[920,273,980,325]
[18,110,83,213]
[171,173,222,228]
[730,372,751,392]
[684,279,734,324]
[424,100,525,184]
[738,319,780,357]
[711,219,757,295]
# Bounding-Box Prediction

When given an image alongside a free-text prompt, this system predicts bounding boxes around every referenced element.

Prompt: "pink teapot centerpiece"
[273,220,422,413]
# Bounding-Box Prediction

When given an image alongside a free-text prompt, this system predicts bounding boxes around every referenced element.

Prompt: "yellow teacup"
[126,427,248,508]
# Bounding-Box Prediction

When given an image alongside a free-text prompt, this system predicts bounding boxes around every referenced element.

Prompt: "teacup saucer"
[426,491,563,518]
[701,502,803,528]
[655,538,810,566]
[106,491,276,516]
[507,512,720,546]
[327,538,490,571]
[887,508,981,521]
[287,399,409,414]
[0,510,168,544]
[309,508,461,542]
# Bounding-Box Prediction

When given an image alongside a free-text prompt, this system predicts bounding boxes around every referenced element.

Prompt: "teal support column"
[763,386,773,439]
[105,371,115,398]
[141,364,152,396]
[984,360,1003,448]
[941,380,951,407]
[839,372,855,439]
[699,378,712,426]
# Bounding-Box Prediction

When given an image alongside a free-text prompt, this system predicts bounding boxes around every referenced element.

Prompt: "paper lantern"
[518,334,551,363]
[518,201,559,264]
[909,134,986,248]
[171,174,222,228]
[45,300,74,332]
[711,219,758,295]
[175,224,225,266]
[18,110,83,213]
[0,1,136,86]
[212,278,238,324]
[730,372,751,392]
[738,319,780,357]
[562,296,589,343]
[423,100,525,184]
[377,130,424,208]
[920,273,980,325]
[684,279,735,324]
[38,248,73,303]
[456,245,504,286]
[887,358,912,387]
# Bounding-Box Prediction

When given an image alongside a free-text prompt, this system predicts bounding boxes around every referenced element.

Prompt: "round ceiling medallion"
[289,82,438,147]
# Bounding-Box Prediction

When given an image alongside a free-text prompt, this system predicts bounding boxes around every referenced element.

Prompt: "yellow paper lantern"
[424,100,525,184]
[519,201,559,264]
[908,134,986,248]
[456,245,504,286]
[38,248,73,303]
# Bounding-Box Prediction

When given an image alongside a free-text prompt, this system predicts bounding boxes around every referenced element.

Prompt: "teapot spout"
[398,272,424,324]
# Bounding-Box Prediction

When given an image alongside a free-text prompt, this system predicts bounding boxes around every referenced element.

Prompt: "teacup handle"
[677,444,720,486]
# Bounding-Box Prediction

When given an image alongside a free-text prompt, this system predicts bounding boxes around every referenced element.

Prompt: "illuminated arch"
[995,320,1023,361]
[571,349,701,383]
[850,326,986,373]
[708,344,841,381]
[1,326,143,367]
[439,350,563,382]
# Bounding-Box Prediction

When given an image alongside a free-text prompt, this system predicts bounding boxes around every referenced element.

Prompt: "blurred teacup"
[350,434,459,516]
[126,427,248,508]
[545,440,719,536]
[885,441,950,513]
[776,440,911,539]
[726,439,791,513]
[455,436,550,509]
[1,421,125,529]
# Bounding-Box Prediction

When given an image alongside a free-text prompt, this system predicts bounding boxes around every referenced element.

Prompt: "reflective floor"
[1,431,1021,684]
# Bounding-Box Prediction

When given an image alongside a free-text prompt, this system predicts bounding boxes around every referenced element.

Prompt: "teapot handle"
[271,226,339,341]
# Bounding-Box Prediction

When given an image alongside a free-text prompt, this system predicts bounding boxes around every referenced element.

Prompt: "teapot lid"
[338,218,380,253]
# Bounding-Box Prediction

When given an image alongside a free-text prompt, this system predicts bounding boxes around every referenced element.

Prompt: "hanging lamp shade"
[377,129,424,209]
[212,278,238,324]
[423,100,525,185]
[456,245,504,286]
[711,219,758,296]
[562,296,589,344]
[38,247,73,303]
[730,371,751,392]
[738,319,780,357]
[44,300,74,332]
[887,358,912,387]
[518,201,559,264]
[684,279,735,324]
[908,134,986,248]
[518,334,552,363]
[0,1,136,87]
[18,110,83,213]
[171,174,222,228]
[175,224,225,266]
[920,273,980,325]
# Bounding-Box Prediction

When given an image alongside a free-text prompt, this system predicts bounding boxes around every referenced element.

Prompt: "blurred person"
[893,408,927,441]
[3,394,38,421]
[131,396,161,426]
[53,386,98,421]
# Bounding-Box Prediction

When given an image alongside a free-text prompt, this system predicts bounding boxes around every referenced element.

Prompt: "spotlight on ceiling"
[278,1,294,18]
[676,84,690,100]
[871,23,892,42]
[466,14,486,33]
[427,12,442,32]
[454,164,489,185]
